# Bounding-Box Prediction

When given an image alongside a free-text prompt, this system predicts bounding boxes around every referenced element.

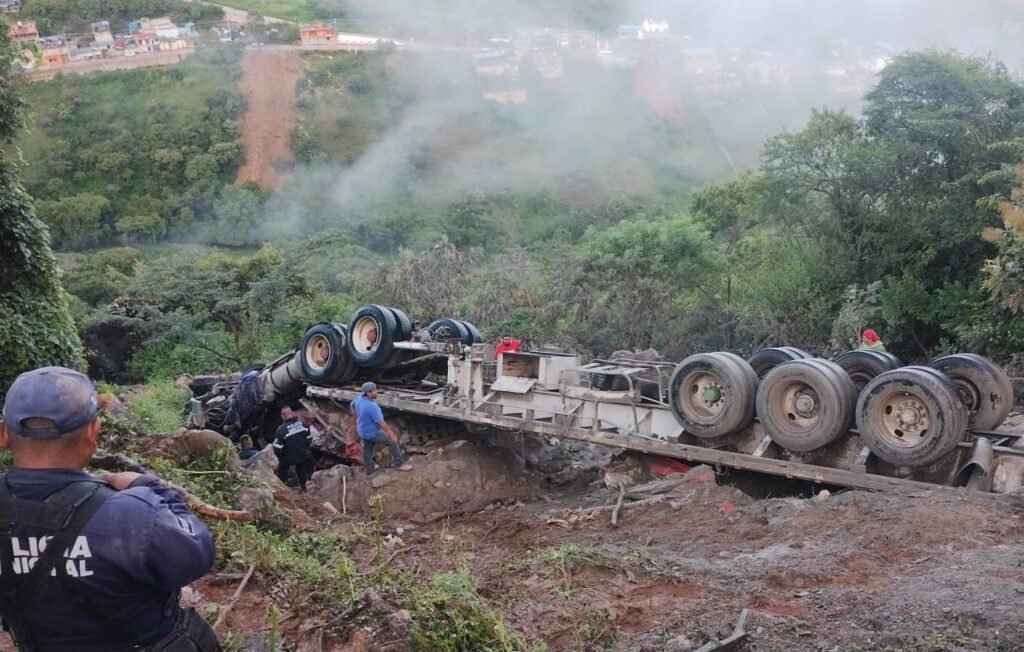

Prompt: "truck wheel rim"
[681,371,726,421]
[352,316,380,353]
[951,378,981,416]
[877,392,931,448]
[776,381,821,429]
[304,334,331,372]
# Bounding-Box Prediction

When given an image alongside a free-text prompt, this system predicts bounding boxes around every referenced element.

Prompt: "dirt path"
[235,50,306,190]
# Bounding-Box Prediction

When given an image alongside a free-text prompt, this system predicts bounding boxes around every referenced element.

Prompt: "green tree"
[209,183,263,246]
[0,21,83,394]
[116,213,166,243]
[37,193,112,250]
[567,218,725,355]
[128,246,314,366]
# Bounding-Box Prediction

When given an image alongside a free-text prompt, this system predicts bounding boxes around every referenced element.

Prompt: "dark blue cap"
[2,367,99,439]
[361,381,377,394]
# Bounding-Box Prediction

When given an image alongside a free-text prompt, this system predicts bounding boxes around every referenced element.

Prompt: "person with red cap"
[858,328,886,352]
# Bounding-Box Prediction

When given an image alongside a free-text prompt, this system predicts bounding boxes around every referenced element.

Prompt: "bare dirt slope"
[236,49,306,189]
[369,469,1024,651]
[192,461,1024,652]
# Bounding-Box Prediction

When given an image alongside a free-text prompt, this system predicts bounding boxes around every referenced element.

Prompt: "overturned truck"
[193,304,1024,502]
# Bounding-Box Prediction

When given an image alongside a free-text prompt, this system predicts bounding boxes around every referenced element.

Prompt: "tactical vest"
[0,474,221,652]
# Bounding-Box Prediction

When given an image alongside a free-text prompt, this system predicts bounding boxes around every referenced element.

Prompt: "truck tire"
[928,353,1013,430]
[388,307,414,342]
[347,305,398,368]
[833,350,900,393]
[669,352,757,438]
[781,347,812,359]
[747,347,808,379]
[327,323,358,385]
[458,320,483,344]
[756,358,856,452]
[427,318,471,345]
[300,322,346,384]
[856,366,967,467]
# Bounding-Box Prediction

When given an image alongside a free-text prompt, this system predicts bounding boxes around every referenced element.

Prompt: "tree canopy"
[0,20,83,395]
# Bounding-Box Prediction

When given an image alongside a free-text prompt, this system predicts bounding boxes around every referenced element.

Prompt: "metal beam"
[306,386,1024,505]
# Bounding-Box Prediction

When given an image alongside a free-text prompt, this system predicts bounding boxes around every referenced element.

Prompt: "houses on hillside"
[300,23,335,45]
[0,0,21,14]
[6,14,204,69]
[8,20,37,42]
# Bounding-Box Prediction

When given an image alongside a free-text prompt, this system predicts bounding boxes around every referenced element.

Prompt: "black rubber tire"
[875,351,904,368]
[299,322,346,384]
[458,320,483,344]
[928,353,1013,430]
[427,318,471,345]
[716,351,759,394]
[347,304,398,367]
[833,350,901,393]
[756,358,856,452]
[856,366,967,467]
[669,352,757,438]
[326,323,358,385]
[781,347,812,359]
[747,347,808,379]
[388,307,414,341]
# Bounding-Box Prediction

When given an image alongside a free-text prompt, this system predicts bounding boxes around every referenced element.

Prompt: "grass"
[109,379,191,434]
[213,0,322,22]
[504,543,624,599]
[405,565,544,652]
[211,496,542,651]
[505,543,622,575]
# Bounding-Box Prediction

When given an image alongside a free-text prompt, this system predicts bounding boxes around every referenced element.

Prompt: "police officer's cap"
[2,367,99,439]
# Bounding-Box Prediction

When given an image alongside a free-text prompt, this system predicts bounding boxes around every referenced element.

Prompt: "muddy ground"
[4,427,1024,652]
[217,432,1024,652]
[236,50,305,189]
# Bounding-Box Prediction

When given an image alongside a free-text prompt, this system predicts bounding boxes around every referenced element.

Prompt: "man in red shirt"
[493,334,522,360]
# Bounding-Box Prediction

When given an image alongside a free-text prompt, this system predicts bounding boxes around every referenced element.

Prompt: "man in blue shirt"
[238,435,260,461]
[348,382,412,475]
[0,366,219,652]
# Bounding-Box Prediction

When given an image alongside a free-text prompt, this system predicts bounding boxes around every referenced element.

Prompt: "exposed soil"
[221,423,1024,652]
[6,419,1024,651]
[236,50,306,189]
[346,462,1024,651]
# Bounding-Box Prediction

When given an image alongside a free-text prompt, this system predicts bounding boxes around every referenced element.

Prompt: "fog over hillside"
[263,0,1024,240]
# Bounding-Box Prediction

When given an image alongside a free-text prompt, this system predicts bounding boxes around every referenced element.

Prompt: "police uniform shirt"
[0,468,215,652]
[272,418,311,465]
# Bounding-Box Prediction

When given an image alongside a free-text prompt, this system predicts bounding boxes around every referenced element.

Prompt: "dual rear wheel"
[670,348,1012,468]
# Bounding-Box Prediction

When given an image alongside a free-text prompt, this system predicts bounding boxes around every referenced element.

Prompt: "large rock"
[246,445,289,492]
[238,487,275,514]
[158,428,240,469]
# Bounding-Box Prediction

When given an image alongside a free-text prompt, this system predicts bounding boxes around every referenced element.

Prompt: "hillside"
[19,45,246,249]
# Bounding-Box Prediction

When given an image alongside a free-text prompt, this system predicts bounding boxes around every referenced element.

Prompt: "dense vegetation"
[0,22,82,394]
[20,44,250,249]
[17,44,1024,384]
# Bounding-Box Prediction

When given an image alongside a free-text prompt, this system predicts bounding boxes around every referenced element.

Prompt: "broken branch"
[91,453,253,522]
[213,563,256,633]
[611,484,626,527]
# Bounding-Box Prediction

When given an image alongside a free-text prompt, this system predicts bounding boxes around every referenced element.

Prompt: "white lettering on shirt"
[0,536,94,578]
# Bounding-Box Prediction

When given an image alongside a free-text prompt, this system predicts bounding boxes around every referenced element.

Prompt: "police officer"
[272,407,314,492]
[0,367,220,652]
